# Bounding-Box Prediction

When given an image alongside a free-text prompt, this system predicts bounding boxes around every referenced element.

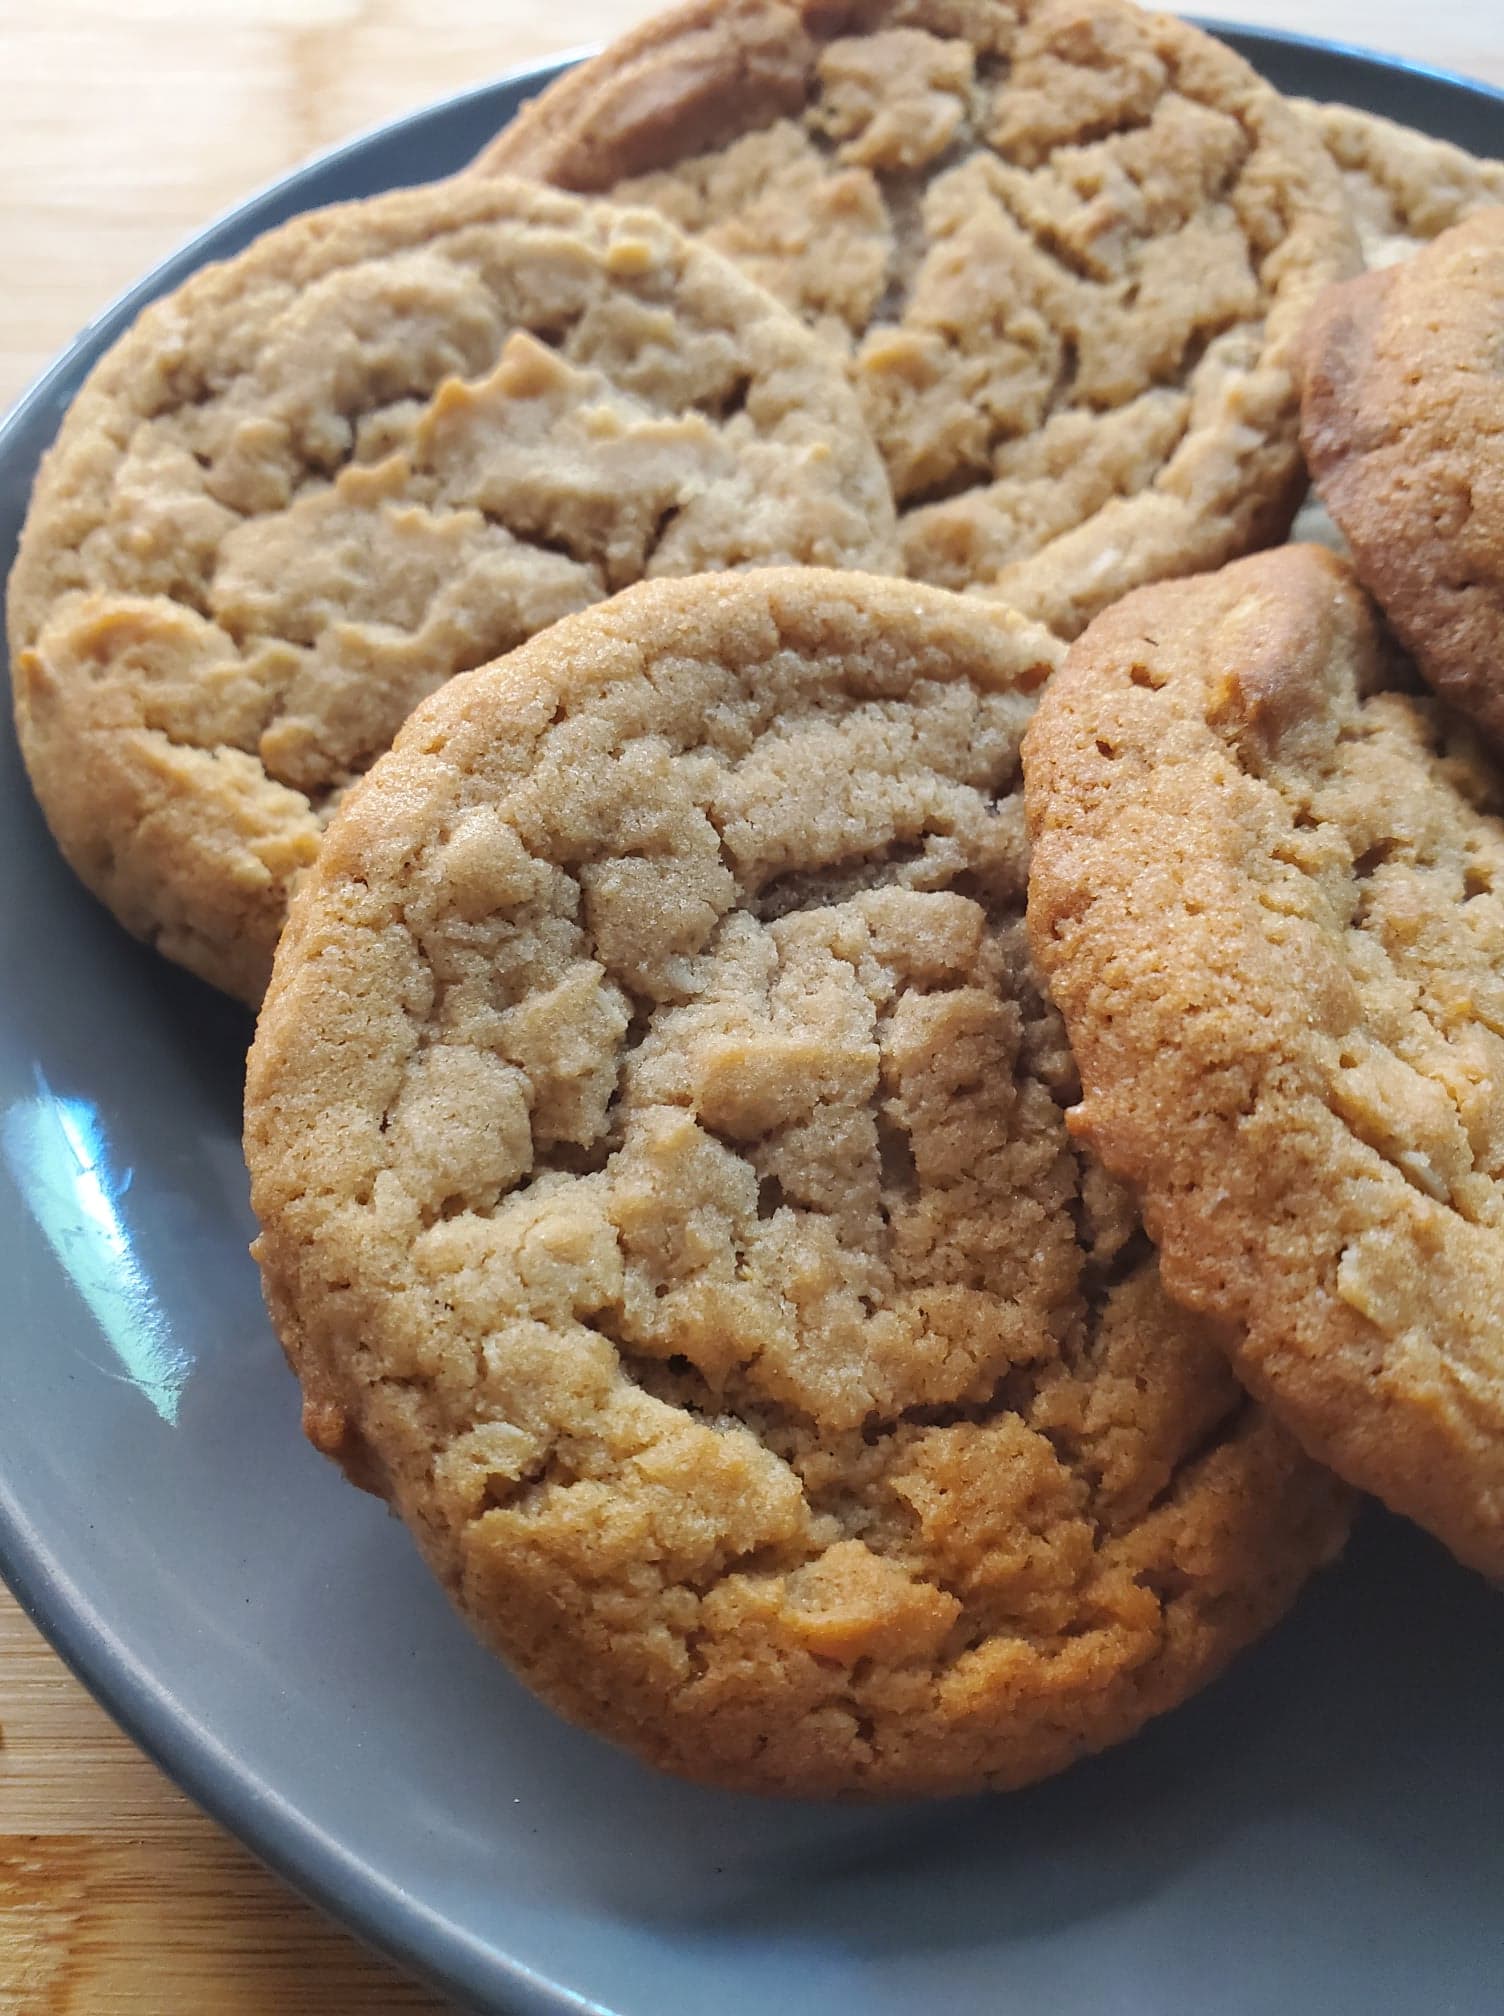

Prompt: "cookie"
[245,567,1352,1797]
[1301,207,1504,745]
[474,0,1358,639]
[1024,543,1504,1578]
[1284,108,1504,559]
[6,177,897,1005]
[1303,101,1504,267]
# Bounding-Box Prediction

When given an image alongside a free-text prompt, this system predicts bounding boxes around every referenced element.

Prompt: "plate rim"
[1197,14,1504,104]
[0,52,603,2015]
[1,25,1502,2016]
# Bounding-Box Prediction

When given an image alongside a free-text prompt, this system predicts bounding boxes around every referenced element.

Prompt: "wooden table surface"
[2,2,1501,2010]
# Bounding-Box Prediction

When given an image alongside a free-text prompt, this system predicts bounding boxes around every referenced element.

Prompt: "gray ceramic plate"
[2,28,1502,2016]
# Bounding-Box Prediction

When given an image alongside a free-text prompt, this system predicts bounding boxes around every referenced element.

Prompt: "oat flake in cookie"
[7,177,897,1006]
[1024,544,1504,1580]
[476,0,1359,638]
[245,569,1351,1798]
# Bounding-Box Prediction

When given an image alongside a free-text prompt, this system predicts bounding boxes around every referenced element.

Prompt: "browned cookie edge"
[247,566,1353,1794]
[1301,209,1504,744]
[1023,543,1504,1576]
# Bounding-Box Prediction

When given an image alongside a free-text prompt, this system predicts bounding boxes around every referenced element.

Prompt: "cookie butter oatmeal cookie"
[1025,544,1504,1579]
[1302,208,1504,744]
[245,569,1351,1796]
[476,0,1358,636]
[7,177,896,1004]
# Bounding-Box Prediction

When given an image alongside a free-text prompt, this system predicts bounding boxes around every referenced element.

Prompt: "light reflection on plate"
[3,36,1504,2016]
[2,1069,192,1424]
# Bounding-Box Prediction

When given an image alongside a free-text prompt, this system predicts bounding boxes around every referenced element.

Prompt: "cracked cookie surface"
[1302,102,1504,267]
[245,568,1351,1796]
[475,0,1358,638]
[1282,106,1504,558]
[6,176,897,1005]
[1024,544,1504,1579]
[1301,207,1504,746]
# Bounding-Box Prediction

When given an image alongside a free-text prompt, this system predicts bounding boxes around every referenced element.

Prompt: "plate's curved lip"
[0,25,1501,2016]
[0,56,600,2015]
[0,1480,582,2016]
[1195,16,1504,106]
[0,49,583,445]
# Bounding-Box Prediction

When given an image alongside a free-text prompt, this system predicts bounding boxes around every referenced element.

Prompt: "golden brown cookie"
[1301,207,1504,745]
[1285,107,1504,557]
[7,177,897,1005]
[1303,101,1504,267]
[474,0,1359,638]
[1024,543,1504,1579]
[245,567,1351,1798]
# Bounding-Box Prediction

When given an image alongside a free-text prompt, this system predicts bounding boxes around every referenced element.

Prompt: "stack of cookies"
[8,0,1503,1799]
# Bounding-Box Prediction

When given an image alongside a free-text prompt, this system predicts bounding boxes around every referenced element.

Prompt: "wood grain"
[3,0,1502,411]
[1,1,1501,2010]
[0,1591,446,2014]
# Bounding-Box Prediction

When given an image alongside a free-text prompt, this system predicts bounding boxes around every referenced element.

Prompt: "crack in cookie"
[1301,101,1504,268]
[476,0,1359,636]
[246,568,1351,1796]
[1024,543,1504,1579]
[7,177,897,1004]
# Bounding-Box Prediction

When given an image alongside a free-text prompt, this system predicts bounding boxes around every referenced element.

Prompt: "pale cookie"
[1302,207,1504,745]
[7,177,897,1005]
[245,568,1351,1798]
[1024,543,1504,1579]
[1302,101,1504,267]
[475,0,1359,638]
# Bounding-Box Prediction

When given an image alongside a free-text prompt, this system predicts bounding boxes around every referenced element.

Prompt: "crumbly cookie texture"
[246,568,1351,1798]
[1285,106,1504,560]
[1024,543,1504,1579]
[7,176,897,1005]
[1301,207,1504,745]
[476,0,1359,637]
[1302,101,1504,266]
